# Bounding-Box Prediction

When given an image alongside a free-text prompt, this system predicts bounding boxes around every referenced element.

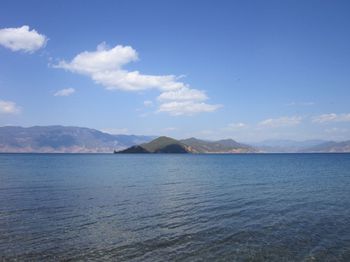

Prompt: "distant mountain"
[0,126,154,153]
[252,139,330,153]
[117,136,257,154]
[301,141,350,153]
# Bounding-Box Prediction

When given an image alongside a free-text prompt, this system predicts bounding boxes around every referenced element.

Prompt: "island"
[114,136,257,154]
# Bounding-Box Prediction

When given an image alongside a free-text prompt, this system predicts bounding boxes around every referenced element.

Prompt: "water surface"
[0,153,350,261]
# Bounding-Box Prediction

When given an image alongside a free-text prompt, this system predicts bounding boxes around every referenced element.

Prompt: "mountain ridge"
[0,126,154,153]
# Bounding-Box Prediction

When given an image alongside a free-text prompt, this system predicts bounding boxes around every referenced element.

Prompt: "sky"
[0,0,350,142]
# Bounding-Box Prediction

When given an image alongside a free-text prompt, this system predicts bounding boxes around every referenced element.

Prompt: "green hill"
[141,136,189,152]
[116,136,192,153]
[116,136,257,154]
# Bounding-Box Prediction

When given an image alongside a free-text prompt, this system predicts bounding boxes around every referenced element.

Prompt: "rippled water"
[1,153,350,261]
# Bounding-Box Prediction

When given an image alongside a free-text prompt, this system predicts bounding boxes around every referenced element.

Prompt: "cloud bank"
[55,43,220,115]
[0,100,21,114]
[0,25,47,53]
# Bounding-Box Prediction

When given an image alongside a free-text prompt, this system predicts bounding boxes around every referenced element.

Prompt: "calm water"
[0,153,350,261]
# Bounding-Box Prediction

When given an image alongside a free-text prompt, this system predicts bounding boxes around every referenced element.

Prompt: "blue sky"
[1,0,350,142]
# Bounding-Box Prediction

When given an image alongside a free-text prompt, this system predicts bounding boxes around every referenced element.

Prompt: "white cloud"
[57,43,137,75]
[158,101,221,116]
[157,87,216,115]
[143,100,153,107]
[54,88,75,97]
[55,43,220,115]
[158,87,207,101]
[0,25,47,53]
[0,100,21,114]
[55,43,185,92]
[259,116,302,127]
[313,113,350,123]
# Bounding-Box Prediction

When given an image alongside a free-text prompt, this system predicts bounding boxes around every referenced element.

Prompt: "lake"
[0,153,350,261]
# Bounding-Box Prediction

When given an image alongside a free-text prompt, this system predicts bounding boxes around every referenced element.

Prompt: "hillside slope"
[181,138,256,153]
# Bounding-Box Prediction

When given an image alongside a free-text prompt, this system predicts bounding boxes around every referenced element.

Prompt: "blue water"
[0,153,350,261]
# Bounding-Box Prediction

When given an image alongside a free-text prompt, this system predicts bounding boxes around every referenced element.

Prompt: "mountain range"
[0,126,349,153]
[0,126,154,153]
